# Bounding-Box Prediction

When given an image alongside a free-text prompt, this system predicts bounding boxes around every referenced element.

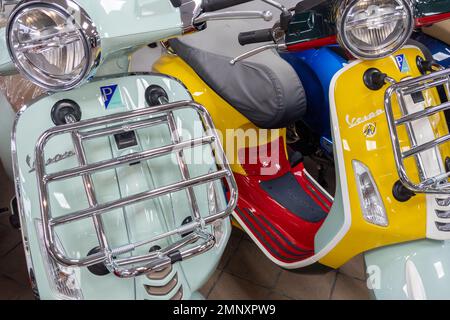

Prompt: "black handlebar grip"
[202,0,253,12]
[238,29,273,46]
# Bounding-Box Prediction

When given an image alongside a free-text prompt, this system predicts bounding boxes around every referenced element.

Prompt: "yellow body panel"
[153,55,286,176]
[320,47,450,268]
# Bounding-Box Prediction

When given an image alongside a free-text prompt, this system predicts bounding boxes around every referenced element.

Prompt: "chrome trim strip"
[436,210,450,219]
[170,286,183,300]
[144,274,178,296]
[436,222,450,232]
[436,197,450,207]
[146,265,173,281]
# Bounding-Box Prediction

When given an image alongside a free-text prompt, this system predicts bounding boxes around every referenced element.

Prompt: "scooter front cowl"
[365,239,450,300]
[13,73,236,300]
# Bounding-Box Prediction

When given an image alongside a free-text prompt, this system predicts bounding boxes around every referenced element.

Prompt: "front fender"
[365,240,450,300]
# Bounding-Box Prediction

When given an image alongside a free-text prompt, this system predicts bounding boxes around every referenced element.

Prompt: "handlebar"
[238,28,273,46]
[202,0,253,12]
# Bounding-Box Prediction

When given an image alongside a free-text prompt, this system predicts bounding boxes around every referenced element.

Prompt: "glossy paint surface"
[281,46,347,153]
[233,138,332,267]
[69,0,183,61]
[320,47,450,268]
[365,239,450,300]
[14,74,231,300]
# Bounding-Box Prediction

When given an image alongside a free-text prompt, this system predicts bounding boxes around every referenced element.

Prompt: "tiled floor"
[0,163,370,300]
[200,229,370,300]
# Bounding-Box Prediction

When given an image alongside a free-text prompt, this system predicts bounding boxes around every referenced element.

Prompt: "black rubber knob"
[392,181,415,202]
[416,56,435,75]
[86,247,110,276]
[145,85,169,106]
[239,29,273,46]
[363,68,388,91]
[279,11,292,32]
[51,100,82,126]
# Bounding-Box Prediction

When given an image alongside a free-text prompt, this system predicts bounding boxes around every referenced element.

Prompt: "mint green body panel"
[76,0,183,63]
[0,0,184,77]
[365,240,450,300]
[314,173,345,253]
[14,74,231,300]
[0,28,14,75]
[0,91,14,180]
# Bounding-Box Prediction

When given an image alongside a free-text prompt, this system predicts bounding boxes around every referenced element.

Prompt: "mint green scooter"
[0,0,263,300]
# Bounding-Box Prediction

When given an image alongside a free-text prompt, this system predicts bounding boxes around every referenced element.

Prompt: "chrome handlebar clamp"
[34,101,238,278]
[384,68,450,194]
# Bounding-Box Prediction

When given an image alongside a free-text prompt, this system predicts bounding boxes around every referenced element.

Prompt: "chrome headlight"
[6,0,101,91]
[337,0,414,60]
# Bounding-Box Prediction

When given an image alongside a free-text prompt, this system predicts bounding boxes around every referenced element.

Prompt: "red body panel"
[416,12,450,27]
[233,138,332,264]
[286,36,338,52]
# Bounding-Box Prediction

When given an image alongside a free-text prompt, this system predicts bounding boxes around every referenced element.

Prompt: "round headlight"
[6,0,101,91]
[337,0,414,60]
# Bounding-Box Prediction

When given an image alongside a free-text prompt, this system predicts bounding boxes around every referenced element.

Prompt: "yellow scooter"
[153,0,450,298]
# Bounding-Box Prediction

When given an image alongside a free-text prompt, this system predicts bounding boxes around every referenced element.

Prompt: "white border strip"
[233,60,361,269]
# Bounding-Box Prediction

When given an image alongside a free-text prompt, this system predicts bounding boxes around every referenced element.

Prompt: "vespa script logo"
[26,151,76,173]
[346,109,384,129]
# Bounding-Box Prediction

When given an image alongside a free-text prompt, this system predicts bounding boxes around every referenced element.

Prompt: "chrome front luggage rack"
[385,67,450,194]
[34,101,237,278]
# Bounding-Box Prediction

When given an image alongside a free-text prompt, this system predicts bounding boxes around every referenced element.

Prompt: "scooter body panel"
[280,46,347,154]
[0,90,15,180]
[319,46,450,268]
[365,239,450,300]
[413,32,450,68]
[153,55,345,269]
[13,73,230,300]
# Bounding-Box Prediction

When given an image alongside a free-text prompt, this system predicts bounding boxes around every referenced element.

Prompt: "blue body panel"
[280,46,346,155]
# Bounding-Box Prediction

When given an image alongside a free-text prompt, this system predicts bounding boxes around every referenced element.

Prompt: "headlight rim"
[6,0,102,91]
[337,0,414,60]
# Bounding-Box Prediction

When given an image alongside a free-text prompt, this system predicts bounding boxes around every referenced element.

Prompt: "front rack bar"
[49,170,229,226]
[45,135,216,182]
[34,100,238,277]
[384,67,450,194]
[395,101,450,126]
[403,134,450,159]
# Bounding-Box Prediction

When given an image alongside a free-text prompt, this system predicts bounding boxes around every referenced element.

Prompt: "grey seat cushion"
[171,39,306,129]
[168,2,306,129]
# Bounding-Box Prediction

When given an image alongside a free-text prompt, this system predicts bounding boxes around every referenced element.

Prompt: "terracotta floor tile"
[0,275,24,300]
[0,244,30,287]
[200,269,222,299]
[339,254,366,281]
[218,227,243,270]
[275,266,337,300]
[331,274,370,300]
[209,272,270,300]
[0,164,14,208]
[265,291,292,300]
[17,289,36,300]
[225,238,281,288]
[0,221,21,258]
